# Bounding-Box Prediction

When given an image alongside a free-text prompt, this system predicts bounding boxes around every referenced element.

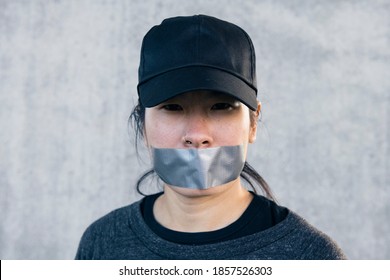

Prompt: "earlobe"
[256,101,262,118]
[249,101,261,144]
[249,133,257,143]
[249,123,257,143]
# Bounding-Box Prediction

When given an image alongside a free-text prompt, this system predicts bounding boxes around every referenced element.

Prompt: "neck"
[153,179,253,232]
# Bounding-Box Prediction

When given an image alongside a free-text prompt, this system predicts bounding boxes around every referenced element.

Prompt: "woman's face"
[144,90,259,154]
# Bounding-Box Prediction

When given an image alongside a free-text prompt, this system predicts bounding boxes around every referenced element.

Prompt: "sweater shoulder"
[75,201,141,259]
[287,212,346,260]
[84,203,136,236]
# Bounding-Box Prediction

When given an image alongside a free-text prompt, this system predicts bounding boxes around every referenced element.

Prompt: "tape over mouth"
[152,145,245,189]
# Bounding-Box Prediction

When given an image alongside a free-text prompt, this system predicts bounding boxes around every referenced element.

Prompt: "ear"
[249,101,261,143]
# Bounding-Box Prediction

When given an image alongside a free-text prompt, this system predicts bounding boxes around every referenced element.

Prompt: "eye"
[162,104,183,111]
[211,103,234,110]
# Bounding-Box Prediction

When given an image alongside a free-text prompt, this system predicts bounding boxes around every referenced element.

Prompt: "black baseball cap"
[137,15,258,111]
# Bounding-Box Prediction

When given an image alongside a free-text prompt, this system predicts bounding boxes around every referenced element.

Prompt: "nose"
[182,115,213,148]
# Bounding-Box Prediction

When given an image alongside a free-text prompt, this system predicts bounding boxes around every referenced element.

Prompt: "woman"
[75,15,346,259]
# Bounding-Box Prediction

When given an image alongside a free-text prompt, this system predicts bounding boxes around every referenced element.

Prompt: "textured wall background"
[0,0,389,259]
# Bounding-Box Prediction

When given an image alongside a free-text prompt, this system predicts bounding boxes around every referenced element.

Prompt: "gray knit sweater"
[75,199,346,260]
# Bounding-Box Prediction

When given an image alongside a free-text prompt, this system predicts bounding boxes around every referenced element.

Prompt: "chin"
[165,181,237,198]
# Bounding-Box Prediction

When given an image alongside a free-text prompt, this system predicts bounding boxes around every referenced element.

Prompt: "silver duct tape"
[152,145,245,189]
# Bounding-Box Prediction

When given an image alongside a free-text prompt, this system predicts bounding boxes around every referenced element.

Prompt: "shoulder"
[75,200,142,259]
[86,202,138,235]
[284,212,346,260]
[233,197,345,259]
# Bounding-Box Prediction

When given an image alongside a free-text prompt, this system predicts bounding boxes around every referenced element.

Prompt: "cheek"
[213,113,252,145]
[239,121,253,143]
[144,110,182,148]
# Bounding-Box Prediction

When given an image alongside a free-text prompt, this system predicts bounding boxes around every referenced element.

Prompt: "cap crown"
[137,15,258,110]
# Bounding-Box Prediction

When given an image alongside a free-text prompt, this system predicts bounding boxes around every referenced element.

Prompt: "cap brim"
[138,66,258,111]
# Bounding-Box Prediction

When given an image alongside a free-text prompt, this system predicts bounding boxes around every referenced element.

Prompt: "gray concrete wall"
[0,0,389,259]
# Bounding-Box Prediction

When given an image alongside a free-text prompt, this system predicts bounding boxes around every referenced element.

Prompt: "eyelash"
[211,103,233,110]
[162,104,183,111]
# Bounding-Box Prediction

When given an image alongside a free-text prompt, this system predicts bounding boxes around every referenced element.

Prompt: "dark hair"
[129,101,276,200]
